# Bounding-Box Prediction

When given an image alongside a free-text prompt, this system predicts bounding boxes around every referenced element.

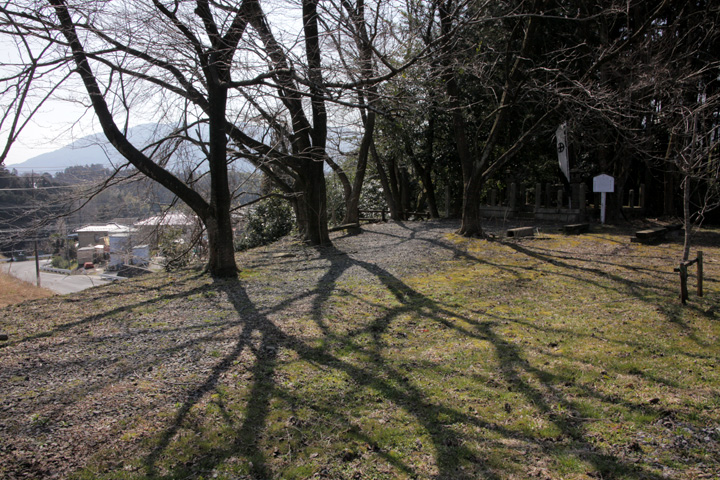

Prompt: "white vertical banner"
[556,123,570,182]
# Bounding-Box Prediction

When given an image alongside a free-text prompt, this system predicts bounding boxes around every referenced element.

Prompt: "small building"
[75,223,135,248]
[108,233,132,268]
[132,245,150,266]
[134,212,197,248]
[76,245,103,265]
[77,246,94,265]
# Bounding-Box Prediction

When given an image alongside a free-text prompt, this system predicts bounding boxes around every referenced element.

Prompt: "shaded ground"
[1,220,719,479]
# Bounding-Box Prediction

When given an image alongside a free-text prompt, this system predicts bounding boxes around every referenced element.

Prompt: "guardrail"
[40,266,72,275]
[99,274,128,281]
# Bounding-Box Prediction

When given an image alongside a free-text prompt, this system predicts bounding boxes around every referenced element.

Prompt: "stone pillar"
[535,183,542,209]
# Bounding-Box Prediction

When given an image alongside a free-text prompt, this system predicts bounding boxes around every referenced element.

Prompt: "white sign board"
[593,174,615,193]
[592,174,614,224]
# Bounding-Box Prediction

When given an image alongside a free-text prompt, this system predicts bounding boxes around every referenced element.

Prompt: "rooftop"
[75,223,135,234]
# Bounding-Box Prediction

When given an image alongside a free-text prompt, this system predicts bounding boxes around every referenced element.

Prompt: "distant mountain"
[8,125,165,173]
[10,123,358,174]
[8,124,188,173]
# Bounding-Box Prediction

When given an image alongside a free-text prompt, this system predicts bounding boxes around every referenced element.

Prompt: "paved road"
[1,260,113,294]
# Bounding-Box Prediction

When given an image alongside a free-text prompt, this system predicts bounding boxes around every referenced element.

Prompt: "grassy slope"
[0,270,54,308]
[1,228,719,480]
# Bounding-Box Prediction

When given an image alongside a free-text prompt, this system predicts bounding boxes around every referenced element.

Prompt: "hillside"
[1,220,719,479]
[0,271,54,308]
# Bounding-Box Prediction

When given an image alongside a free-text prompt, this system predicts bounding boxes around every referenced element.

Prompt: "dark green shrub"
[51,255,76,270]
[235,196,294,251]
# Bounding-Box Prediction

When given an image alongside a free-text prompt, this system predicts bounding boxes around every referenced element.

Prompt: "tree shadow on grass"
[8,222,700,479]
[136,238,671,479]
[502,239,717,349]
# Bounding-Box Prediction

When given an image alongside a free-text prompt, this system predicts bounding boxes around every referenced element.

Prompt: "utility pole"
[34,238,41,287]
[32,170,41,287]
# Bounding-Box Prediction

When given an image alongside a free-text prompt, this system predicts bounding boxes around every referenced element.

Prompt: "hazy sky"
[2,106,100,166]
[0,33,103,167]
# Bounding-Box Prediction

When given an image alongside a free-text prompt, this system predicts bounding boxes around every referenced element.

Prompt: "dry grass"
[0,270,54,308]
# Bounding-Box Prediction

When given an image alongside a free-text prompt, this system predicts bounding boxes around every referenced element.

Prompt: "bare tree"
[309,0,425,224]
[432,0,557,236]
[645,1,720,260]
[0,0,350,276]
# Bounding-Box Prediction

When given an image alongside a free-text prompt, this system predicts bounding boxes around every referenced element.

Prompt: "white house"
[134,212,198,248]
[75,223,135,249]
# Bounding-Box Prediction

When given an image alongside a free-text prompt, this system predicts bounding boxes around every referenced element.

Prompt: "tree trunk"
[371,142,403,220]
[295,160,331,245]
[457,174,484,237]
[204,69,238,277]
[344,110,374,225]
[204,215,238,277]
[408,153,440,218]
[682,174,692,262]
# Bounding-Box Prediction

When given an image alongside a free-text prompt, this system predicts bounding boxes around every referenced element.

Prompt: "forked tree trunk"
[371,143,403,220]
[343,111,373,225]
[50,0,240,277]
[294,161,331,245]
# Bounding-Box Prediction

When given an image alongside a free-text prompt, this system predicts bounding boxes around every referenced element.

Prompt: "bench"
[328,223,361,233]
[407,211,431,220]
[506,227,535,238]
[358,210,388,222]
[631,227,667,244]
[561,223,590,235]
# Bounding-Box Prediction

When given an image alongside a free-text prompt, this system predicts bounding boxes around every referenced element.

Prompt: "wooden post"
[628,189,635,208]
[679,263,688,304]
[34,240,41,288]
[697,251,703,297]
